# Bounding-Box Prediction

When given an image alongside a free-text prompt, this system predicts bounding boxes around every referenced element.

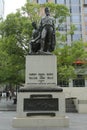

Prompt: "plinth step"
[27,112,55,117]
[12,116,69,127]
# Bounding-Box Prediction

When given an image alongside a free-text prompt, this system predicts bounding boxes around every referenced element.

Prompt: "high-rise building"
[0,0,4,18]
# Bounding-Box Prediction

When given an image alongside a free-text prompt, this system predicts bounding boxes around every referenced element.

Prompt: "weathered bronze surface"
[29,7,56,55]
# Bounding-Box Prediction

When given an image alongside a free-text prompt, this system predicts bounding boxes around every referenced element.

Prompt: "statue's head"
[45,7,50,16]
[32,22,37,29]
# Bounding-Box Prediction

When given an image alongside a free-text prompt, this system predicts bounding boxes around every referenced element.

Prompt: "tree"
[0,37,25,86]
[54,40,87,84]
[0,2,70,87]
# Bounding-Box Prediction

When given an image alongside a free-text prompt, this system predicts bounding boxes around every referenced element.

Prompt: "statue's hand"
[31,39,35,43]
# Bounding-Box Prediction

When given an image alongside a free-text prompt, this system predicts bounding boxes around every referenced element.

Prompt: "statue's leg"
[40,28,47,52]
[29,42,36,54]
[47,27,53,52]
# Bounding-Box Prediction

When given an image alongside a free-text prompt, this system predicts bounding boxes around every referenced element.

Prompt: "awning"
[74,60,86,64]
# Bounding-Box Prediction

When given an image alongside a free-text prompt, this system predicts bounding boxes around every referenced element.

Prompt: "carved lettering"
[47,73,53,76]
[29,73,37,75]
[47,77,53,79]
[29,77,37,79]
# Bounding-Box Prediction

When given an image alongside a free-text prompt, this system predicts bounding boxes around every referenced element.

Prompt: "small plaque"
[24,98,59,111]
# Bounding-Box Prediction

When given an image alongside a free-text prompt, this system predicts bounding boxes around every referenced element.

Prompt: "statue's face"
[46,11,49,16]
[45,8,50,16]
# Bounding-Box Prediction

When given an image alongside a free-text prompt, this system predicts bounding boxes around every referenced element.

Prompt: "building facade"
[0,0,4,18]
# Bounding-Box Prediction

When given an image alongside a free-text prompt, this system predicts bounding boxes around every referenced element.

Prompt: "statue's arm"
[52,18,56,31]
[53,18,56,45]
[32,33,40,42]
[38,18,43,32]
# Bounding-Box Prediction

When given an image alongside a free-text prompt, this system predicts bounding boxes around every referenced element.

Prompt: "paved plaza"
[0,98,87,130]
[0,111,87,130]
[0,98,16,111]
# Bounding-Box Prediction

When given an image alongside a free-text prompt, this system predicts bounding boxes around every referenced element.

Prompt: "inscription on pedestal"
[26,55,57,85]
[28,72,55,85]
[24,98,59,111]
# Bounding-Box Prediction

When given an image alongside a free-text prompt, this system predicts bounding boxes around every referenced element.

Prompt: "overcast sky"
[4,0,26,18]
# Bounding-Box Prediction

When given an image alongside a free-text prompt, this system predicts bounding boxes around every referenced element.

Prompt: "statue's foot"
[29,51,32,55]
[39,49,45,52]
[37,50,52,55]
[29,51,36,55]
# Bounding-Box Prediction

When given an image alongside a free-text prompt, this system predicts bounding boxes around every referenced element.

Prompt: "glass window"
[84,16,87,22]
[58,24,67,31]
[85,35,87,41]
[71,34,82,41]
[57,79,69,87]
[73,24,82,31]
[73,75,85,87]
[85,25,87,32]
[84,7,87,14]
[70,6,81,13]
[84,0,87,4]
[55,0,65,4]
[71,15,81,23]
[70,0,80,4]
[66,0,70,4]
[37,0,47,4]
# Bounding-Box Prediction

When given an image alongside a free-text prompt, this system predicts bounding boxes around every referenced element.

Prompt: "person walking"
[9,90,12,100]
[6,90,9,101]
[0,92,2,100]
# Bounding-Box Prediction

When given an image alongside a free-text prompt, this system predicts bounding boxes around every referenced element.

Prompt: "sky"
[4,0,26,18]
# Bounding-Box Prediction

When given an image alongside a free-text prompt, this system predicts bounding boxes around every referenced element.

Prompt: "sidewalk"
[0,98,16,111]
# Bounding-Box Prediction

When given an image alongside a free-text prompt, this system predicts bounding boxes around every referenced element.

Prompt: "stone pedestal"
[26,55,57,86]
[12,55,69,127]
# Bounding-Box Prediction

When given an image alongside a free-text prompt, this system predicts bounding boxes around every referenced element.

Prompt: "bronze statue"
[29,7,56,55]
[29,22,41,54]
[39,7,56,53]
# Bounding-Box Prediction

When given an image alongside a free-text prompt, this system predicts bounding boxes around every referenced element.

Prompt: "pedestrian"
[6,90,9,101]
[0,92,2,100]
[9,90,12,100]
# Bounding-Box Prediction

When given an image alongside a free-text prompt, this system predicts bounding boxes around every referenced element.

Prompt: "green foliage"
[54,40,87,81]
[71,40,87,60]
[22,3,41,22]
[0,2,70,86]
[67,24,77,35]
[58,65,75,80]
[0,37,25,85]
[43,2,70,19]
[0,2,86,87]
